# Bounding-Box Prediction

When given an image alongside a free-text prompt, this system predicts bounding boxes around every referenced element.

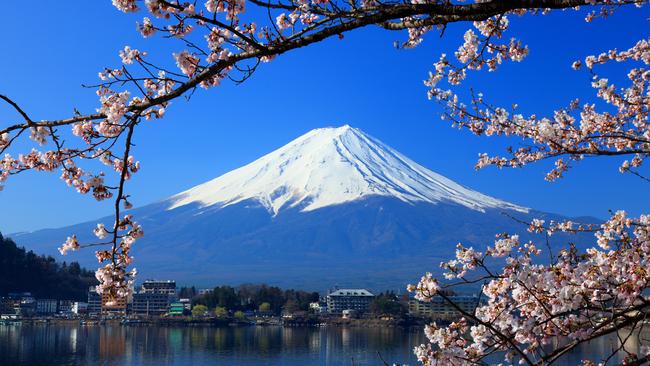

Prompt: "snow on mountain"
[168,125,528,215]
[13,124,561,289]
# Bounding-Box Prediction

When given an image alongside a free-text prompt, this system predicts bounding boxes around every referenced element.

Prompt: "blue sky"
[0,2,648,234]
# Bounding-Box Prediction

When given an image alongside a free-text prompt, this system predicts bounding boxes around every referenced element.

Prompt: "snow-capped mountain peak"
[167,125,528,214]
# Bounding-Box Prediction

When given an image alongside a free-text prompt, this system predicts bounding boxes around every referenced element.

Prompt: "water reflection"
[99,326,126,361]
[1,324,646,366]
[0,324,426,366]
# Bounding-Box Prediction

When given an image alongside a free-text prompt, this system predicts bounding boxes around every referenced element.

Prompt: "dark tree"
[0,233,97,300]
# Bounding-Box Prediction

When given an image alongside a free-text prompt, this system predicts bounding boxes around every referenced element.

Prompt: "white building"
[141,280,177,295]
[408,295,480,319]
[72,302,88,315]
[326,289,374,314]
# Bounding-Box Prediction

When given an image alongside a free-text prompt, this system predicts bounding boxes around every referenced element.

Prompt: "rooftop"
[328,289,374,297]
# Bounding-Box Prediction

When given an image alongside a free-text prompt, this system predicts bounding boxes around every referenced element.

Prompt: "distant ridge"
[13,125,587,290]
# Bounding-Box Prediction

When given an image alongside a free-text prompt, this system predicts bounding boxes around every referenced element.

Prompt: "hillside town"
[0,280,481,326]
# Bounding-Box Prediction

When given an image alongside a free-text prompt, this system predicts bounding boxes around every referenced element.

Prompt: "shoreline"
[1,315,431,328]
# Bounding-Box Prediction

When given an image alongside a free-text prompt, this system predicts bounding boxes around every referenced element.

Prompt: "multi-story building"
[101,293,128,315]
[58,300,74,314]
[8,293,36,316]
[408,295,480,319]
[131,280,177,316]
[326,289,374,314]
[36,299,58,315]
[132,292,174,316]
[88,284,133,316]
[141,280,176,296]
[87,287,102,315]
[72,302,88,315]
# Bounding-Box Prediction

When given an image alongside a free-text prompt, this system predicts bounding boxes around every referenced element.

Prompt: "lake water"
[1,324,425,366]
[0,324,646,365]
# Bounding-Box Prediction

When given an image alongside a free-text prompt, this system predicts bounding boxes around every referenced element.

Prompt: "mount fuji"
[169,125,527,215]
[12,125,585,290]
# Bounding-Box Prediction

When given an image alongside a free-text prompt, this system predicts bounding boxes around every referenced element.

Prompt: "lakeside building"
[309,301,327,314]
[87,288,102,315]
[1,294,28,316]
[132,280,177,316]
[58,300,74,314]
[2,294,88,317]
[133,293,175,316]
[72,302,88,315]
[168,301,186,316]
[408,295,481,319]
[85,285,133,315]
[8,293,36,316]
[36,299,58,315]
[87,281,178,317]
[141,280,177,295]
[98,285,133,315]
[326,289,374,314]
[101,293,128,315]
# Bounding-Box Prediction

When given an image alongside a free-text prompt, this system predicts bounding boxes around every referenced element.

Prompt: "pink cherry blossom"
[173,51,199,77]
[58,235,79,255]
[29,126,49,145]
[112,0,138,13]
[119,46,146,64]
[94,223,109,239]
[137,17,156,37]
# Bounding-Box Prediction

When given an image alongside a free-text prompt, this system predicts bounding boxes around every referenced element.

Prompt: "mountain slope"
[168,125,527,215]
[11,126,589,290]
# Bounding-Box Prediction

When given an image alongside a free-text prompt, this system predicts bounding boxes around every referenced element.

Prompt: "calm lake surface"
[0,324,646,366]
[1,324,425,366]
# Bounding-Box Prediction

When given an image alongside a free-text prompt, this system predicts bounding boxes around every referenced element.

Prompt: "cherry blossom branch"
[2,1,639,138]
[409,211,650,365]
[429,34,650,180]
[0,95,34,125]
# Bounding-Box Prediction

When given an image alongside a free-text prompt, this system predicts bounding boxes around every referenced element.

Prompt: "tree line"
[181,284,320,315]
[181,285,408,317]
[0,233,97,301]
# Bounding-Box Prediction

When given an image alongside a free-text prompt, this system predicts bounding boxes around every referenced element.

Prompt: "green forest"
[0,232,97,300]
